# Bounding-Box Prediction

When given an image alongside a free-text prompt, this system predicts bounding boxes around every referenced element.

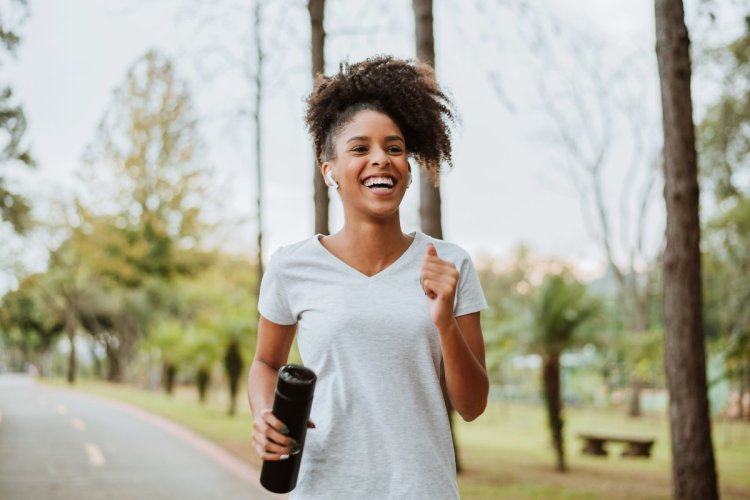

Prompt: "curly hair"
[305,55,455,185]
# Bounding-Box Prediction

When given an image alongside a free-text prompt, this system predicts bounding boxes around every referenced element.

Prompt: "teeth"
[363,176,395,187]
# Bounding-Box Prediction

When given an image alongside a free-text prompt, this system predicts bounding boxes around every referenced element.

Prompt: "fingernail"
[280,454,290,460]
[291,441,300,454]
[281,424,290,435]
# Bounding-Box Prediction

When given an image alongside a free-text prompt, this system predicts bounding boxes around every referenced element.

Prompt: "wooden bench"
[578,433,655,458]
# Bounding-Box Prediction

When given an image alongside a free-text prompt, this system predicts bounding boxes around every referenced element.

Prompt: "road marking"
[71,417,86,431]
[56,404,68,415]
[84,443,106,467]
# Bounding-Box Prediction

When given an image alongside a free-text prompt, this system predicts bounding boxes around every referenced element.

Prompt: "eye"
[351,145,367,153]
[387,146,404,154]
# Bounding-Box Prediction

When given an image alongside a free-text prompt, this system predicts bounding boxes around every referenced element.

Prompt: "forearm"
[247,358,280,418]
[437,318,489,421]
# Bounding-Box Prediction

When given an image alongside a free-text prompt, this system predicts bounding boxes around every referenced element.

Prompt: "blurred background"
[1,0,749,498]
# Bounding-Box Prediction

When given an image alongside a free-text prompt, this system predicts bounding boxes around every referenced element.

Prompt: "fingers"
[307,419,316,429]
[252,408,299,461]
[426,243,438,257]
[259,407,289,435]
[252,429,299,461]
[421,265,459,299]
[421,278,454,300]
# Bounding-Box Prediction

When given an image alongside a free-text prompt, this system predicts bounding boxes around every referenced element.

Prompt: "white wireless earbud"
[326,171,340,189]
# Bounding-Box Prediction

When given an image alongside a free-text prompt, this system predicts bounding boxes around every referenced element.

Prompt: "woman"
[247,55,488,499]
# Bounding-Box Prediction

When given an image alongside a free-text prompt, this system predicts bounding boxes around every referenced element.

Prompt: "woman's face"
[324,110,411,221]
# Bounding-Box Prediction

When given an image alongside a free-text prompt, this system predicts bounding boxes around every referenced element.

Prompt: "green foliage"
[699,24,750,384]
[699,25,750,203]
[527,274,601,357]
[619,328,665,385]
[0,273,64,355]
[0,0,33,234]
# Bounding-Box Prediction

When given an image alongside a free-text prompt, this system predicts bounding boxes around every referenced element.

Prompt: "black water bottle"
[260,364,317,493]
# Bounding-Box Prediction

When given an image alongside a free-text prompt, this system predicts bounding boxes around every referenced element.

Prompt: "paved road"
[0,374,279,500]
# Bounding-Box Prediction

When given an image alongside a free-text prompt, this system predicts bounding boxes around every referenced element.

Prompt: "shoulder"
[416,231,472,265]
[268,235,320,264]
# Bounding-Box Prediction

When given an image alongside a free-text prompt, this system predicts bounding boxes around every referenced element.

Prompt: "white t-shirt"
[258,231,488,500]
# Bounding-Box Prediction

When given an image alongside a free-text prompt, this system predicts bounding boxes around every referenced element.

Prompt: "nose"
[369,146,390,167]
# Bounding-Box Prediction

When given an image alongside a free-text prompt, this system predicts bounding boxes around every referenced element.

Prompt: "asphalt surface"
[0,374,279,500]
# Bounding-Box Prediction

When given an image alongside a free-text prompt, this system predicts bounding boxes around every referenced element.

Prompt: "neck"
[341,215,406,247]
[329,213,414,273]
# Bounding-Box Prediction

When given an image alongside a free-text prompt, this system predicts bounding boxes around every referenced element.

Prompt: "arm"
[247,315,300,460]
[421,244,489,421]
[437,312,488,421]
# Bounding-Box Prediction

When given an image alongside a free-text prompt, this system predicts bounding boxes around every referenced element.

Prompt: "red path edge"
[44,381,287,500]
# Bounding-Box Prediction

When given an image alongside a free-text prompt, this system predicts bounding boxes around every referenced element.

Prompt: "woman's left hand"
[420,244,459,330]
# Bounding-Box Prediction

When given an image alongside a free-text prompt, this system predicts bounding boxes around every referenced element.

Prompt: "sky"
[3,0,744,292]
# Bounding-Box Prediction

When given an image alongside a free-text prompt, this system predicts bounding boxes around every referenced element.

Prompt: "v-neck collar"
[314,231,421,281]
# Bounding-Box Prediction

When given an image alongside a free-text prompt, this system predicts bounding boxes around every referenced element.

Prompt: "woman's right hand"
[252,408,316,460]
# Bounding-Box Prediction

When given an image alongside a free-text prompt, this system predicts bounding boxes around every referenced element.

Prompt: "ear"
[321,162,339,189]
[321,162,331,184]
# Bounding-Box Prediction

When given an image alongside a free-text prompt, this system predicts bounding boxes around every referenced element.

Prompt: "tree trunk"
[65,298,76,385]
[309,0,329,236]
[542,354,566,472]
[106,340,123,382]
[414,0,459,473]
[224,339,244,416]
[89,343,102,379]
[197,369,210,404]
[252,0,265,293]
[655,1,719,498]
[163,362,177,395]
[66,331,76,385]
[413,0,443,240]
[628,380,643,417]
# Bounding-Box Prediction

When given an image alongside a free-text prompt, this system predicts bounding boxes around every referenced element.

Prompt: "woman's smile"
[361,174,398,194]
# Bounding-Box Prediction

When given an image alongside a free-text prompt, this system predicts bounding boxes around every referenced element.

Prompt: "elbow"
[458,398,487,422]
[456,377,489,422]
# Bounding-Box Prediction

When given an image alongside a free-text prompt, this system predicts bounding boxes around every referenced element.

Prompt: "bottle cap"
[276,364,316,401]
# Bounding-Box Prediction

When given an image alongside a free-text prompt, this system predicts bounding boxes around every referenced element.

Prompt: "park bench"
[578,432,655,458]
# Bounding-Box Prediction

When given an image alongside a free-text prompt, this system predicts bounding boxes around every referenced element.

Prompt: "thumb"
[426,243,438,257]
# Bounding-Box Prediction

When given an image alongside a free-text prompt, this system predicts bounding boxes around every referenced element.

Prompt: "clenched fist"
[420,244,459,330]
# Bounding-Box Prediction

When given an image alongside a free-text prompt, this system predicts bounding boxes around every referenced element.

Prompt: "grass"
[45,379,750,499]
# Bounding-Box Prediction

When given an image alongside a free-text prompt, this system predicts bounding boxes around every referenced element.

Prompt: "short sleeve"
[258,248,296,325]
[454,252,489,317]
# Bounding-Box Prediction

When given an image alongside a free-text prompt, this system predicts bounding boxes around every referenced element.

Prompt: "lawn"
[45,379,750,499]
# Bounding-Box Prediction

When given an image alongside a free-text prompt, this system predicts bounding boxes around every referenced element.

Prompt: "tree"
[698,20,750,412]
[533,30,662,418]
[472,1,664,416]
[0,0,33,235]
[527,273,599,472]
[309,0,329,236]
[655,0,719,497]
[252,0,265,290]
[413,0,442,239]
[81,49,214,380]
[0,274,64,374]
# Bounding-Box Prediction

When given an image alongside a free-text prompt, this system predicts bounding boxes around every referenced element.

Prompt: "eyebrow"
[346,135,405,144]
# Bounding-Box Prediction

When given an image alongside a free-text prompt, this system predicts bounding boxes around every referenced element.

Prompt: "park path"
[0,373,282,500]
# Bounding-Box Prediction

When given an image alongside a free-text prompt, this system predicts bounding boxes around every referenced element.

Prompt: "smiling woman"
[247,55,489,500]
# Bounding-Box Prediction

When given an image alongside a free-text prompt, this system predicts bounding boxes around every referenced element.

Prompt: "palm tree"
[527,273,599,472]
